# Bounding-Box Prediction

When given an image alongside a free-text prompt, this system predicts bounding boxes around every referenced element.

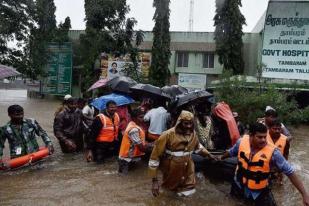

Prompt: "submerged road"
[0,89,308,206]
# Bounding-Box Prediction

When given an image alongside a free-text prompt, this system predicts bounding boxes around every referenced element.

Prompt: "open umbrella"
[161,85,188,98]
[0,65,21,79]
[91,93,134,111]
[130,83,171,101]
[87,78,108,91]
[171,90,213,109]
[106,76,137,93]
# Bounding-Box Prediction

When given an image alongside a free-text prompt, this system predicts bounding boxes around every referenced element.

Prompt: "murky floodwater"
[0,89,308,206]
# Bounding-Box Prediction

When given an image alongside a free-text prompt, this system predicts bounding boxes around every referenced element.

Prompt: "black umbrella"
[171,90,214,109]
[130,83,171,100]
[106,76,137,93]
[161,85,188,98]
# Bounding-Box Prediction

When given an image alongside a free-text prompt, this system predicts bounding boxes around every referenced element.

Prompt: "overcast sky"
[54,0,269,32]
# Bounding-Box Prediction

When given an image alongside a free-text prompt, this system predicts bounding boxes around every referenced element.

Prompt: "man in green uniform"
[0,105,54,162]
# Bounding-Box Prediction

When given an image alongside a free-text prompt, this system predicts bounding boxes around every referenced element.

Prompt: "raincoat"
[148,111,211,195]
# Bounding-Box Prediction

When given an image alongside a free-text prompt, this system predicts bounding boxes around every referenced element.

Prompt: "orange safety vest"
[96,113,120,142]
[266,132,287,155]
[119,121,145,158]
[236,135,275,190]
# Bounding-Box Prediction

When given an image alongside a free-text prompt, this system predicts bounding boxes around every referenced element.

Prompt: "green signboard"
[42,42,72,95]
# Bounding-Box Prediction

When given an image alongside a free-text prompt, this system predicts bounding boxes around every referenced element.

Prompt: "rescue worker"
[149,110,217,197]
[267,118,290,184]
[257,106,292,140]
[118,108,149,174]
[53,97,84,153]
[267,119,289,159]
[85,100,120,163]
[0,105,54,161]
[220,123,309,206]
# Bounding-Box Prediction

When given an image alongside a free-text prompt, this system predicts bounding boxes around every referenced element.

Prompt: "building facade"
[68,30,261,90]
[68,0,309,93]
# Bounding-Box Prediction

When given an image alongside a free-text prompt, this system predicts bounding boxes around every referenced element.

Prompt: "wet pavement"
[0,89,308,206]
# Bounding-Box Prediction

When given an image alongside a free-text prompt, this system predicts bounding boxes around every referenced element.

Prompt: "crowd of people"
[0,94,308,206]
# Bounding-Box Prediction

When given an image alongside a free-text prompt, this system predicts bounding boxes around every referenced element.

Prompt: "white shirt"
[144,107,170,135]
[82,105,94,119]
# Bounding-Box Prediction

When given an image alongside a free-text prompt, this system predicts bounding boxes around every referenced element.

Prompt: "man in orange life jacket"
[118,108,149,175]
[85,100,120,163]
[257,106,292,140]
[267,118,290,185]
[267,119,290,160]
[221,123,309,206]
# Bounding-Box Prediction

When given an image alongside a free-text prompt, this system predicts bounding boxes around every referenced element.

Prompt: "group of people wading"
[1,95,309,206]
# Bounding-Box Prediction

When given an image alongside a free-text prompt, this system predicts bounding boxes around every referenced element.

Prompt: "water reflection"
[0,89,27,102]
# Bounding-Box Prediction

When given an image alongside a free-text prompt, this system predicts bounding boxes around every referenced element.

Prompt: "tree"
[150,0,171,87]
[115,18,144,82]
[34,0,56,37]
[1,0,71,79]
[81,0,144,93]
[81,0,128,93]
[54,17,72,43]
[0,0,35,72]
[214,0,246,74]
[26,0,71,79]
[84,0,128,31]
[25,0,57,79]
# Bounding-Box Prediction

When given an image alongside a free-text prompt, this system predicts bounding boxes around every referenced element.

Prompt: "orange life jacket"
[236,135,275,190]
[96,113,120,142]
[267,132,287,155]
[119,121,145,158]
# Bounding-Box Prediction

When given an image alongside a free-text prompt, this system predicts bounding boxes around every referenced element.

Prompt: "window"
[203,53,214,68]
[177,52,189,67]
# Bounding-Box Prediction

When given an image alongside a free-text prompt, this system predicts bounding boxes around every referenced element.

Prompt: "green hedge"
[212,72,309,126]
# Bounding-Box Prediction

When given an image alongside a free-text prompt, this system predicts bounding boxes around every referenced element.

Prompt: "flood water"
[0,89,308,206]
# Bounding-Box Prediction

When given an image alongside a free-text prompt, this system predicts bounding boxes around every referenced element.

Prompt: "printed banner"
[261,1,309,80]
[100,52,151,80]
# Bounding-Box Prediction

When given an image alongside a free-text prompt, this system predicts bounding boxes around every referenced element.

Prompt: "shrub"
[212,71,306,125]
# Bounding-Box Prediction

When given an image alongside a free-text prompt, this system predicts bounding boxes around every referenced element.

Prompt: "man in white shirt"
[144,106,170,141]
[82,101,95,119]
[82,99,95,132]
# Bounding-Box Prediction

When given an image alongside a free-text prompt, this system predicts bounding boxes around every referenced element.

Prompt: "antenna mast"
[189,0,194,31]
